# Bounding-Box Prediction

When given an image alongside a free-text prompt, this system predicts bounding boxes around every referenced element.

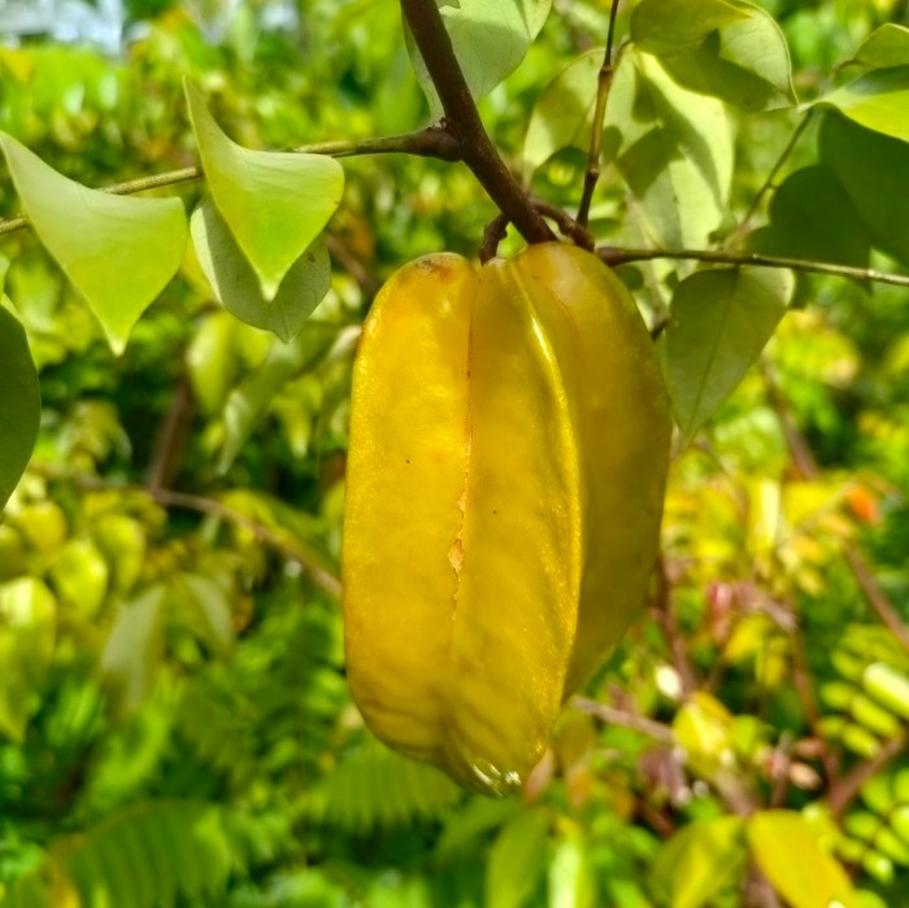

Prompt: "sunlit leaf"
[747,811,859,908]
[0,133,187,354]
[604,49,734,248]
[851,24,909,69]
[523,49,602,174]
[632,0,796,111]
[406,0,551,120]
[185,80,344,301]
[0,577,56,741]
[667,267,794,438]
[651,816,745,908]
[818,66,909,142]
[190,198,331,343]
[0,306,39,510]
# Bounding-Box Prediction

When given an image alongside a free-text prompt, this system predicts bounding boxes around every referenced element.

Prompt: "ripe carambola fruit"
[342,243,670,794]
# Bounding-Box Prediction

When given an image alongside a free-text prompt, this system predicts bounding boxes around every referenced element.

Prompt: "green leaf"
[747,811,859,908]
[667,267,794,438]
[851,24,909,70]
[101,585,167,715]
[486,809,550,908]
[605,49,734,248]
[406,0,551,120]
[818,66,909,143]
[0,307,39,510]
[651,817,746,908]
[184,81,344,301]
[219,324,340,472]
[819,112,909,267]
[630,0,747,53]
[523,49,602,174]
[0,133,187,354]
[190,198,331,342]
[632,0,795,111]
[750,165,871,269]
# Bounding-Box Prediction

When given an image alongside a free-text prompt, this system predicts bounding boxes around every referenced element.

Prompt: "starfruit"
[342,243,670,793]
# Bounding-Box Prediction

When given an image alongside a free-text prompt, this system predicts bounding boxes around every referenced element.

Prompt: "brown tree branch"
[576,0,621,227]
[598,245,909,289]
[400,0,554,243]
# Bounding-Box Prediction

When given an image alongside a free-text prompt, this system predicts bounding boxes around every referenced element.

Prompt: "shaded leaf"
[819,112,909,267]
[630,0,747,53]
[407,0,551,119]
[818,66,909,143]
[632,0,795,111]
[750,165,871,269]
[0,133,186,354]
[101,586,167,714]
[190,198,331,342]
[605,49,734,248]
[524,48,602,174]
[185,81,343,300]
[667,267,794,438]
[747,811,859,908]
[0,306,39,510]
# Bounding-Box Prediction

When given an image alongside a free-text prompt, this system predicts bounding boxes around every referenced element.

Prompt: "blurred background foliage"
[0,0,908,905]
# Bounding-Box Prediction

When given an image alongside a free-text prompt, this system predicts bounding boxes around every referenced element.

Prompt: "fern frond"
[301,735,462,835]
[1,799,291,908]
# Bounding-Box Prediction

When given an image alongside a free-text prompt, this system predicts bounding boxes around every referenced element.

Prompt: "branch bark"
[399,0,554,243]
[576,0,621,227]
[598,245,909,289]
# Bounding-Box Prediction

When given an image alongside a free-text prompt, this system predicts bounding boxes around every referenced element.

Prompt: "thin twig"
[147,377,195,494]
[35,467,342,598]
[576,0,621,227]
[151,487,342,598]
[479,212,510,263]
[571,696,675,743]
[598,245,909,289]
[0,127,460,239]
[400,0,553,243]
[729,109,814,246]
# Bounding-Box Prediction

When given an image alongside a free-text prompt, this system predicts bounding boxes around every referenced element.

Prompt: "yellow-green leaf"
[0,133,187,354]
[185,81,344,301]
[747,811,858,908]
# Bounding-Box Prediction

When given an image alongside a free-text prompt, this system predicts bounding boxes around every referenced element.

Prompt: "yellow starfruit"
[342,243,671,793]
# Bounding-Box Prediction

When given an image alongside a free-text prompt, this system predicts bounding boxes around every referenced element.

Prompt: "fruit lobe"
[342,243,670,793]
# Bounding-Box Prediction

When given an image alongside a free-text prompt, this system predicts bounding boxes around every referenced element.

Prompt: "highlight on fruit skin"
[341,242,671,795]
